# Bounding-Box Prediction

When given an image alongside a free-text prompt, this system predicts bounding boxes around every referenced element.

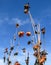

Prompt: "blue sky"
[0,0,51,65]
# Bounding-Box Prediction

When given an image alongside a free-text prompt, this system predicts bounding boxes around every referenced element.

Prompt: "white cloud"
[9,18,21,25]
[0,59,4,65]
[8,18,30,26]
[0,17,30,26]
